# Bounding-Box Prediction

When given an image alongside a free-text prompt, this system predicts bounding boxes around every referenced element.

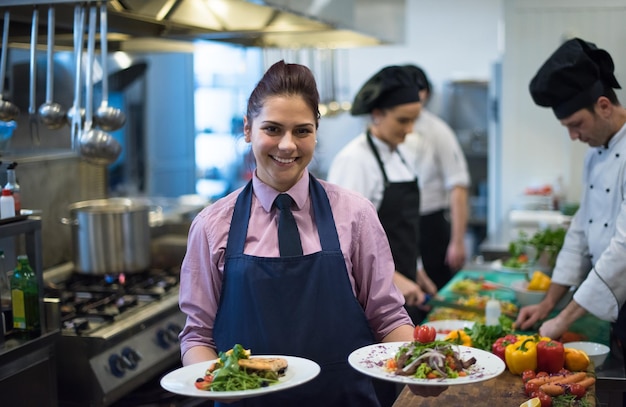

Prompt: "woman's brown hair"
[246,60,320,128]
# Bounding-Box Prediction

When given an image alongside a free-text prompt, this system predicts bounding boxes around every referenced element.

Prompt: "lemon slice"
[519,398,540,407]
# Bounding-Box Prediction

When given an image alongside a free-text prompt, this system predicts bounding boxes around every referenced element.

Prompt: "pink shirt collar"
[252,168,310,212]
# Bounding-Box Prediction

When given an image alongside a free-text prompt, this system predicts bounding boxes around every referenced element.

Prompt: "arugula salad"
[194,344,287,392]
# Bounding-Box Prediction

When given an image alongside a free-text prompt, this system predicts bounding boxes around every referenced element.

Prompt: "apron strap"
[225,181,253,257]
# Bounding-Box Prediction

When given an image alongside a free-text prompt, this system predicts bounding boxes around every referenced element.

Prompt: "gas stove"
[44,263,186,407]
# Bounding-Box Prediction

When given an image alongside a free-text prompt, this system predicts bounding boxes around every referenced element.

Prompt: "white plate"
[423,320,475,340]
[348,342,505,386]
[160,355,320,399]
[491,260,529,274]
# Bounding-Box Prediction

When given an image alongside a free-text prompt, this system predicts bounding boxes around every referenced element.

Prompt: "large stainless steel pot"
[64,198,151,274]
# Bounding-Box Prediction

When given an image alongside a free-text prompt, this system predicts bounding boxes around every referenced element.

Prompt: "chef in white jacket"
[516,38,626,364]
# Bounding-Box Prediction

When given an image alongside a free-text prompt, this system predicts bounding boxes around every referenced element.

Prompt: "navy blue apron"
[213,174,380,407]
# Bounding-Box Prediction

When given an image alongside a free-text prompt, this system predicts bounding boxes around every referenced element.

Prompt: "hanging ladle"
[0,10,19,122]
[93,3,125,132]
[67,4,85,149]
[78,5,121,165]
[28,6,40,145]
[38,6,66,129]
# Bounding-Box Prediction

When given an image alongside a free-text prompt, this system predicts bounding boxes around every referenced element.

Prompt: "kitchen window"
[193,41,262,200]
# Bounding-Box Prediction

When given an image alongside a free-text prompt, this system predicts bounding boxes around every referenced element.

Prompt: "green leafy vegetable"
[551,393,593,407]
[208,344,280,392]
[508,227,567,269]
[463,315,514,351]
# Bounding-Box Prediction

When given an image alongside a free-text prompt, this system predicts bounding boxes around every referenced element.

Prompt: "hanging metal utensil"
[38,6,66,130]
[93,2,125,132]
[28,6,40,145]
[68,4,85,150]
[78,5,121,165]
[0,10,19,122]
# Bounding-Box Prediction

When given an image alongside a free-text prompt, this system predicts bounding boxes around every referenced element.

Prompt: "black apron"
[366,131,421,283]
[419,209,453,290]
[213,174,380,407]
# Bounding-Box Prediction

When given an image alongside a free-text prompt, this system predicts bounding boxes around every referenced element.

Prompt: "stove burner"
[45,268,180,336]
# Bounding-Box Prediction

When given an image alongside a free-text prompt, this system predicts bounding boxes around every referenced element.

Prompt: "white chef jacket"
[326,132,418,210]
[403,109,471,215]
[553,122,626,322]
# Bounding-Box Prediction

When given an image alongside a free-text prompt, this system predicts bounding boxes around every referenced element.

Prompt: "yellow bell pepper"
[527,271,551,291]
[564,348,590,371]
[505,338,537,375]
[444,329,472,346]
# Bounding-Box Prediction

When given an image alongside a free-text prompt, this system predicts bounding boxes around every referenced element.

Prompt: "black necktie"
[274,194,303,257]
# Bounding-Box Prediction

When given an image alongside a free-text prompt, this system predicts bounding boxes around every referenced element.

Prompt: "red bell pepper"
[536,339,565,374]
[491,334,518,365]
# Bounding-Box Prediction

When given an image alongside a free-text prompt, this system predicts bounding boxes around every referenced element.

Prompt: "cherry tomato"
[522,370,536,383]
[536,391,552,407]
[414,325,436,343]
[524,381,541,396]
[194,378,212,391]
[535,371,549,379]
[566,383,586,399]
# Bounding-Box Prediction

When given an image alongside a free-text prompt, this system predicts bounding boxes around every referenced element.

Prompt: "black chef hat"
[403,64,431,94]
[351,65,421,115]
[529,38,621,119]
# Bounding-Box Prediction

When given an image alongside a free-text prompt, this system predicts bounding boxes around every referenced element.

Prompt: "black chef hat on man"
[529,37,621,119]
[351,65,421,115]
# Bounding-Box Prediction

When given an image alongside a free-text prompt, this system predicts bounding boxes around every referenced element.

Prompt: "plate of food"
[348,341,505,386]
[160,345,320,399]
[491,259,530,274]
[422,320,475,340]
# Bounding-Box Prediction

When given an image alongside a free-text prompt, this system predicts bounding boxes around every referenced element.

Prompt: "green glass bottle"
[10,255,40,338]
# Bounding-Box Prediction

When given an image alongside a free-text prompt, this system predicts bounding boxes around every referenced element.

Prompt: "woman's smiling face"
[244,95,317,192]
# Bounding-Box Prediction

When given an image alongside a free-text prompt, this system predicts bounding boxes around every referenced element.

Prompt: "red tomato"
[566,383,586,399]
[524,381,541,396]
[536,391,552,407]
[414,325,436,343]
[194,378,212,391]
[522,370,536,383]
[535,371,549,379]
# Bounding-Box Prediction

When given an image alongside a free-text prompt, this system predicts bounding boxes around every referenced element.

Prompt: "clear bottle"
[485,295,501,326]
[10,255,40,338]
[0,188,15,219]
[4,162,20,214]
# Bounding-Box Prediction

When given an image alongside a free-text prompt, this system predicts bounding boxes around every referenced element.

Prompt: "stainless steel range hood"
[3,0,405,50]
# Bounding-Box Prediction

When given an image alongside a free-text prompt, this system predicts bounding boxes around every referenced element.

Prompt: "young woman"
[327,65,437,325]
[178,61,420,406]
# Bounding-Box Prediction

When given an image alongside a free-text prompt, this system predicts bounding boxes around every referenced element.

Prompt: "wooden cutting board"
[391,370,596,406]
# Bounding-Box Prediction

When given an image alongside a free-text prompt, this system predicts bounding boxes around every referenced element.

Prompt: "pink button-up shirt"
[178,169,412,357]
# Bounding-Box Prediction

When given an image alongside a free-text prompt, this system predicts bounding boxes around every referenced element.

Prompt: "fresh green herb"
[463,315,514,351]
[209,344,280,391]
[551,393,593,407]
[507,227,567,269]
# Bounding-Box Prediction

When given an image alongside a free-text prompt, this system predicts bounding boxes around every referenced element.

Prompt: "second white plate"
[348,342,505,386]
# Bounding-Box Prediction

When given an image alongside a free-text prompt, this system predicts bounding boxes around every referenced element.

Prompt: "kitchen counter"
[391,269,624,406]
